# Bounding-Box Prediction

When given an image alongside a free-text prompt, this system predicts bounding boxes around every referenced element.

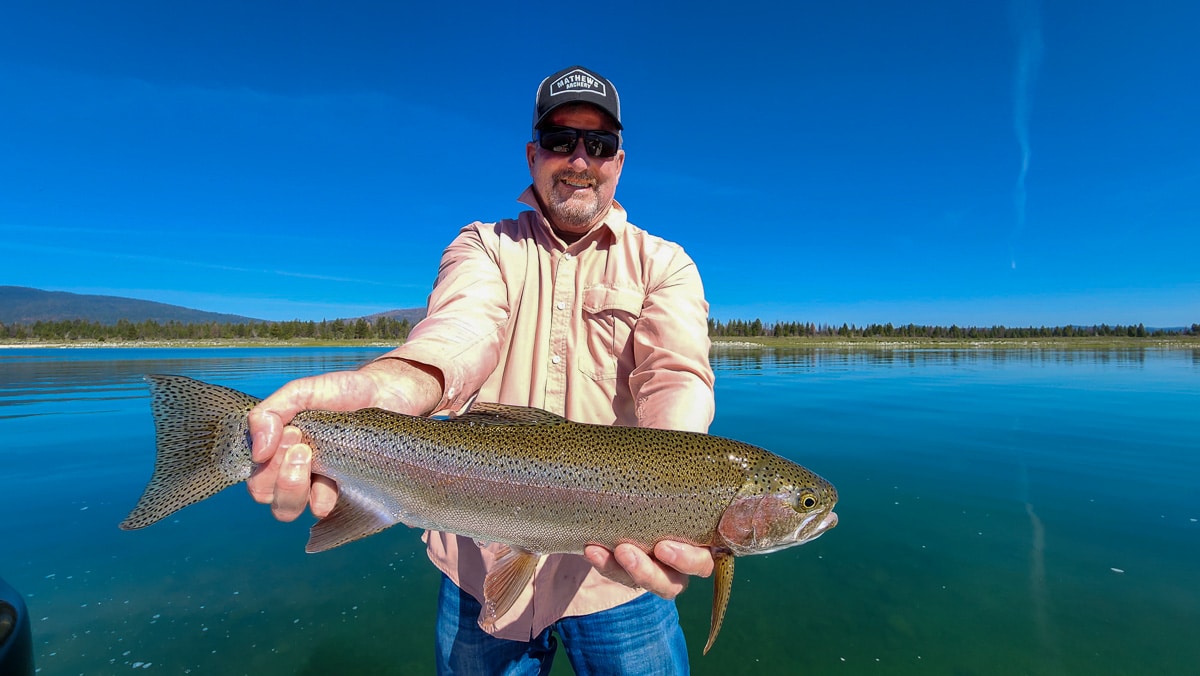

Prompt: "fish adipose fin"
[480,545,540,631]
[120,375,259,530]
[704,551,735,655]
[306,485,405,553]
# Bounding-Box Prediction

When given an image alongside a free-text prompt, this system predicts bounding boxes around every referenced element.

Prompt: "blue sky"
[2,0,1197,327]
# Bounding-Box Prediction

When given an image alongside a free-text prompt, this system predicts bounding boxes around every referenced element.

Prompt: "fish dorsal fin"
[450,402,568,427]
[480,545,540,631]
[306,484,404,553]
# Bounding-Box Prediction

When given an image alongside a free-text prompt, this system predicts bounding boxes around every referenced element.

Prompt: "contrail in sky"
[1010,0,1043,270]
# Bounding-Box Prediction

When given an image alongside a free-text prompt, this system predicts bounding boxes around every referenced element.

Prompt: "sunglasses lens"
[538,128,619,158]
[539,129,579,154]
[584,132,619,158]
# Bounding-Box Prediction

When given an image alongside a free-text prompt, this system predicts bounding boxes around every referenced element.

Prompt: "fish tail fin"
[703,551,735,655]
[119,375,260,530]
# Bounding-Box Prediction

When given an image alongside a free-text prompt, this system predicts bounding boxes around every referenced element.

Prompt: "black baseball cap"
[532,65,622,132]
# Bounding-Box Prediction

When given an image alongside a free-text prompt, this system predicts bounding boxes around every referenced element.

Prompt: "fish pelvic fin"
[120,375,259,530]
[305,485,404,553]
[704,551,735,655]
[479,545,540,632]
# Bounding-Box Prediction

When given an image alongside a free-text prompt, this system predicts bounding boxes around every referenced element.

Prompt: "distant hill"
[0,286,427,327]
[0,286,262,325]
[362,307,427,325]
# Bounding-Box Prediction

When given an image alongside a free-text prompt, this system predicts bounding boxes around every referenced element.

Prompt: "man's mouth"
[557,173,595,190]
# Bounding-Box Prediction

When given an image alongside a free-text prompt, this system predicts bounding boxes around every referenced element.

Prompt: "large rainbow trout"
[121,375,838,654]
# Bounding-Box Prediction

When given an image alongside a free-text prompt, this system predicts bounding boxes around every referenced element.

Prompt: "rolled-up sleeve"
[629,247,715,434]
[391,223,509,415]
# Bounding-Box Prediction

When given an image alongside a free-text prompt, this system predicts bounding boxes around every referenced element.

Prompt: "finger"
[614,544,689,599]
[583,545,637,587]
[310,475,339,519]
[246,439,286,504]
[654,541,715,578]
[248,407,284,464]
[249,377,323,463]
[583,544,613,569]
[271,442,313,522]
[248,425,303,503]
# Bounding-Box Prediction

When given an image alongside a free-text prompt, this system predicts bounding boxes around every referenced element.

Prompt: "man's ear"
[526,141,537,174]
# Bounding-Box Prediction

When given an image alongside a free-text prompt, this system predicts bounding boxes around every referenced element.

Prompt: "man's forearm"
[359,355,446,417]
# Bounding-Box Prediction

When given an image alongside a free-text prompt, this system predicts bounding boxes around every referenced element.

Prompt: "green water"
[1,347,1197,674]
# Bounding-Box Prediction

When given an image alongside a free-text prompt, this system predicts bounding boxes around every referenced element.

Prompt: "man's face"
[527,104,625,236]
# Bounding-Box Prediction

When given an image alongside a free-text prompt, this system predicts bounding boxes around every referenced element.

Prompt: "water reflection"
[1,346,1189,418]
[709,344,1181,375]
[0,347,390,414]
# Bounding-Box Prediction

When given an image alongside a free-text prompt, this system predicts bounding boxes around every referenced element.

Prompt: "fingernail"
[286,445,311,466]
[657,541,680,563]
[251,431,267,456]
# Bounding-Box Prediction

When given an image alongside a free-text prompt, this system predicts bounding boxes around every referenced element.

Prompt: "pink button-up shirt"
[389,187,715,640]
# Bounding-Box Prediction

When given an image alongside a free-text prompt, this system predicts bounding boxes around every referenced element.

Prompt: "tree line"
[3,316,1197,343]
[708,319,1200,339]
[0,317,414,342]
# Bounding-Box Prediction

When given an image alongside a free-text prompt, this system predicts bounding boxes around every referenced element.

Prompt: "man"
[246,65,716,674]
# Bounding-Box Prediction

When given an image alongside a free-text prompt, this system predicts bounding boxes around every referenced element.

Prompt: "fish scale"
[121,374,838,655]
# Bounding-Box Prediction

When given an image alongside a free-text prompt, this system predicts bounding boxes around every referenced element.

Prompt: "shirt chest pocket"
[579,285,645,381]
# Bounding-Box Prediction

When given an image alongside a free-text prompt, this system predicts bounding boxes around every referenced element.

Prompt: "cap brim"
[534,99,622,131]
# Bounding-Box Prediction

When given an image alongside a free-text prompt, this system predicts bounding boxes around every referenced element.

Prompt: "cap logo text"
[550,69,606,98]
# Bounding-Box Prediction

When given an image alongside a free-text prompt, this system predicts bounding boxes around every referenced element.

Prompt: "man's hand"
[583,541,715,599]
[245,358,443,522]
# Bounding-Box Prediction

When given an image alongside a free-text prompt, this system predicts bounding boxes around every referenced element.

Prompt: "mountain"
[1,286,427,326]
[362,307,427,325]
[0,286,262,325]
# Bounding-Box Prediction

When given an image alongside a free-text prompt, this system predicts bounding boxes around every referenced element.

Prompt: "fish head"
[715,459,838,556]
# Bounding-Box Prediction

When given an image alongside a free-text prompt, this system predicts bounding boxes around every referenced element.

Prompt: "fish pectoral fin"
[479,546,540,631]
[305,489,401,553]
[704,551,735,655]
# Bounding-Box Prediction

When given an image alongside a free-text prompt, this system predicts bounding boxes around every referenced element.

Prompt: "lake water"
[1,346,1197,674]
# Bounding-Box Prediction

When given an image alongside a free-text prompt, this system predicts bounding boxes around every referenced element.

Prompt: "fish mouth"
[750,508,838,554]
[794,509,837,545]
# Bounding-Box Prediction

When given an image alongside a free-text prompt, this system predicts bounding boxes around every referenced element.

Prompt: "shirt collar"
[517,185,629,241]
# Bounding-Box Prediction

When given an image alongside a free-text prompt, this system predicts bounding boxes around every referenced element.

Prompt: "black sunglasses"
[536,126,621,158]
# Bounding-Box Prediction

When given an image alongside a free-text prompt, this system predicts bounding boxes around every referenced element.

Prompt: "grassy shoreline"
[3,336,1197,350]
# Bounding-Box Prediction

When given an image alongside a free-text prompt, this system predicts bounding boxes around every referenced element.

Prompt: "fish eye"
[798,493,818,509]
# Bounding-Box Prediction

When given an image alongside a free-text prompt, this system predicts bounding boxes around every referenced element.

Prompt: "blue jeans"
[435,574,690,675]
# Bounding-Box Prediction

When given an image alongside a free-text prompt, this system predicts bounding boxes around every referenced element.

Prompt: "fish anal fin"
[480,546,540,631]
[704,551,736,655]
[306,488,402,553]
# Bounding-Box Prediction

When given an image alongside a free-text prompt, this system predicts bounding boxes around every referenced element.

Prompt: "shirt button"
[563,253,573,260]
[556,301,566,310]
[551,355,561,364]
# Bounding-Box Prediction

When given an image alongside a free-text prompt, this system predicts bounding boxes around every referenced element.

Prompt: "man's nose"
[567,138,592,168]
